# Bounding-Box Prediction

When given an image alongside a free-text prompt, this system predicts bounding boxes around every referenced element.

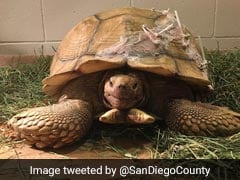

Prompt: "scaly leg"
[165,99,240,137]
[8,99,93,148]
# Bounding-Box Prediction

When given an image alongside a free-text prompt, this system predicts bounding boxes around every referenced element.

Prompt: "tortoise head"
[101,70,149,110]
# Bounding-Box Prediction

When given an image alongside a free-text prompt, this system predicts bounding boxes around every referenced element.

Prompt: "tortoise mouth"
[104,93,140,110]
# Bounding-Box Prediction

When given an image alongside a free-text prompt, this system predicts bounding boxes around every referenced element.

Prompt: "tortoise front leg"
[8,99,93,148]
[165,99,240,137]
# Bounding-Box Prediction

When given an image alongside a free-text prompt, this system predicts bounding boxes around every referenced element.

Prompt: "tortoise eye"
[133,83,138,89]
[109,80,113,87]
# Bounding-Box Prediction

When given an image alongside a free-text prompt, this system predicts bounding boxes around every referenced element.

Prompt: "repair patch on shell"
[97,10,206,72]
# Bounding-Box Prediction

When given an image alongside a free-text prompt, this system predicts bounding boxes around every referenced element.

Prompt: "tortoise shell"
[43,7,211,97]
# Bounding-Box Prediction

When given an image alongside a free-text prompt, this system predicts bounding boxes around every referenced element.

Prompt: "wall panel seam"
[40,0,46,42]
[213,0,218,37]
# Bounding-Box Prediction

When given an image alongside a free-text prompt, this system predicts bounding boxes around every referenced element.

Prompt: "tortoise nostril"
[118,84,126,89]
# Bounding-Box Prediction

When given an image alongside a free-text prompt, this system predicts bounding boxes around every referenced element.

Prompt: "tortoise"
[8,7,240,149]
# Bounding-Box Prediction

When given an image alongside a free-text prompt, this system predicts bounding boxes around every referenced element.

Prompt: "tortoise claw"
[99,109,126,124]
[127,109,156,124]
[99,108,156,124]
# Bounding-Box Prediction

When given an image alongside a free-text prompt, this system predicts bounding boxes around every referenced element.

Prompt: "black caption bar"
[0,159,240,180]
